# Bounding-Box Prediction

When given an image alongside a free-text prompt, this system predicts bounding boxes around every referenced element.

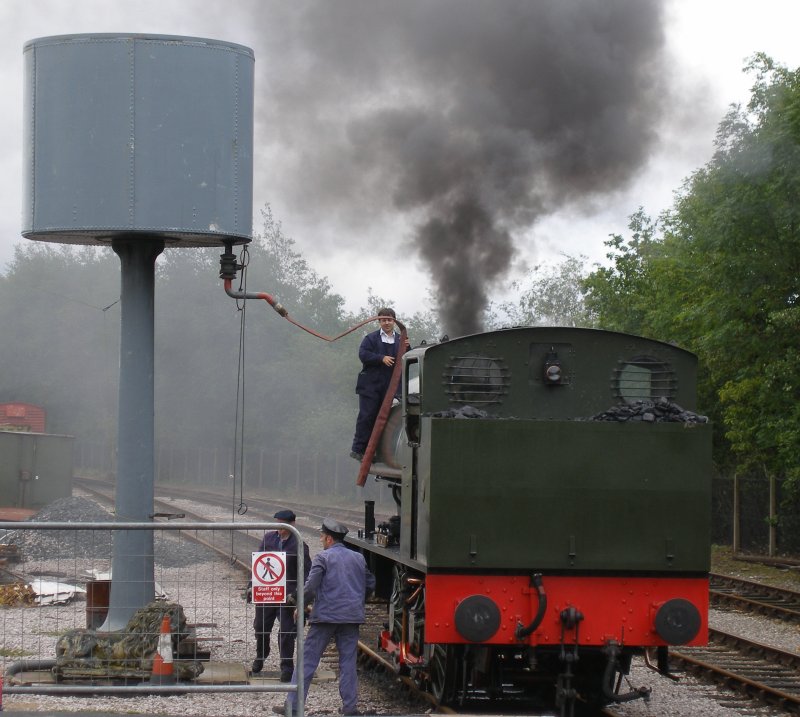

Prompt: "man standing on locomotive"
[350,307,408,461]
[274,518,376,717]
[250,509,311,681]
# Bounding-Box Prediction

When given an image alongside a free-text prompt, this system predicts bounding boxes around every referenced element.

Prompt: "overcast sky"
[3,0,800,323]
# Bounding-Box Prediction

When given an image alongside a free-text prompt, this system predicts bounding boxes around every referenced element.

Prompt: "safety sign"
[251,551,287,604]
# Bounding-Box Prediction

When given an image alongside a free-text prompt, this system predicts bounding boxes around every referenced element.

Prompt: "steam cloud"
[255,0,670,335]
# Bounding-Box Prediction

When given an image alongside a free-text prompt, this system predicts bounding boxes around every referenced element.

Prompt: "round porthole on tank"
[612,355,676,404]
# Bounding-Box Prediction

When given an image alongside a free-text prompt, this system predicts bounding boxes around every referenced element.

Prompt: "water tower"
[22,33,254,629]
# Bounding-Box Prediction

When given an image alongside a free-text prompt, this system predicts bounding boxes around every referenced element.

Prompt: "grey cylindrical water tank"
[22,33,254,246]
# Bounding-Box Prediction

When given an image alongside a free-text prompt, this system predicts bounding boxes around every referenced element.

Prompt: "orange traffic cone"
[150,614,176,684]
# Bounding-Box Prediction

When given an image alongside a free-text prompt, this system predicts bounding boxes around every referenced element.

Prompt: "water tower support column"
[103,235,164,631]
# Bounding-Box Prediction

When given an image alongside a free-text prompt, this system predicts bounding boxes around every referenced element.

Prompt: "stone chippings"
[2,495,785,717]
[3,496,115,560]
[2,496,218,566]
[589,397,709,424]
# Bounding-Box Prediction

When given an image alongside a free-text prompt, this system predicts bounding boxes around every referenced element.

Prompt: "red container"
[0,403,46,433]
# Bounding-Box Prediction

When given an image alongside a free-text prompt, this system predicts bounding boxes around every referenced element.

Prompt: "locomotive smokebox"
[22,33,254,246]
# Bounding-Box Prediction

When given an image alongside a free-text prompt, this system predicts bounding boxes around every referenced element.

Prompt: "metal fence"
[711,473,800,555]
[0,520,307,715]
[72,443,800,555]
[75,440,397,513]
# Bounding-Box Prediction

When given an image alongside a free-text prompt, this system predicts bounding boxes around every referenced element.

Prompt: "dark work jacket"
[355,329,400,398]
[255,530,311,596]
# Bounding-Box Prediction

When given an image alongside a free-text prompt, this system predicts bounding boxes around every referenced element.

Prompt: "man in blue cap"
[275,517,376,716]
[250,509,311,681]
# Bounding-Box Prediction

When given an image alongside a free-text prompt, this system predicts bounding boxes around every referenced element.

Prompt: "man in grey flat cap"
[250,509,311,680]
[275,517,376,717]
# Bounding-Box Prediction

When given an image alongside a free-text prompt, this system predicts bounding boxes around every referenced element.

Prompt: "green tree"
[584,55,800,491]
[155,205,357,458]
[670,55,800,488]
[0,244,120,440]
[0,205,368,467]
[354,288,442,345]
[496,255,594,328]
[581,210,664,336]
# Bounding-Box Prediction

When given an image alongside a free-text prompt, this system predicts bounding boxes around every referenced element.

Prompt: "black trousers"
[352,391,383,454]
[254,604,298,672]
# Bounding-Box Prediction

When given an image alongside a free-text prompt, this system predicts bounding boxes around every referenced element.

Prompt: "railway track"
[671,627,800,713]
[72,479,602,715]
[687,572,800,712]
[710,571,800,621]
[72,478,800,716]
[75,476,388,541]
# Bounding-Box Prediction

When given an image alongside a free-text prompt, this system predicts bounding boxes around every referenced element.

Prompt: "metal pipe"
[4,659,57,677]
[223,278,288,317]
[601,641,651,703]
[515,574,547,639]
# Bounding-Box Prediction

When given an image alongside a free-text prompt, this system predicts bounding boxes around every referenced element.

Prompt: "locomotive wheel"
[429,644,457,704]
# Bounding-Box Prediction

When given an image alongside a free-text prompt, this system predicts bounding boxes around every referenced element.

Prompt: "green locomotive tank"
[349,326,711,710]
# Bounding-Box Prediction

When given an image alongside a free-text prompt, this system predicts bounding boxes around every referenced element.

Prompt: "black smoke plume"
[254,0,670,335]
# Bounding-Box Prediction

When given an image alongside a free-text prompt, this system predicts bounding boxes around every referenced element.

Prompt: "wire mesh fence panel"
[0,519,306,711]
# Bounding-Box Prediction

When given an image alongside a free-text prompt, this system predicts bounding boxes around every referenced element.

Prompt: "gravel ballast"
[1,494,791,716]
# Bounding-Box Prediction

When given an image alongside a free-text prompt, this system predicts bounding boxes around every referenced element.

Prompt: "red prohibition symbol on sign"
[253,553,286,585]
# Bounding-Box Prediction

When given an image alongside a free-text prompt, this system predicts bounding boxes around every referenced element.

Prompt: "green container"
[0,430,74,509]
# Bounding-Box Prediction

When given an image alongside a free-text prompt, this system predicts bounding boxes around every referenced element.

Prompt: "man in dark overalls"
[350,307,407,460]
[274,518,376,716]
[251,509,311,681]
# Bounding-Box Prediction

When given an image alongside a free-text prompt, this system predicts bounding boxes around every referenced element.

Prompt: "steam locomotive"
[346,326,711,712]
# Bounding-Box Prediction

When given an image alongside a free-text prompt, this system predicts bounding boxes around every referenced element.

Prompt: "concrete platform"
[2,661,338,716]
[249,667,336,683]
[7,662,334,687]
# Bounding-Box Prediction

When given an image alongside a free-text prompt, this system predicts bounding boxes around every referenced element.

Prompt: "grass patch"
[711,544,800,589]
[0,647,35,658]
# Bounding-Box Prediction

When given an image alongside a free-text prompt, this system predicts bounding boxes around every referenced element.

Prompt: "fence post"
[732,472,739,553]
[769,472,777,557]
